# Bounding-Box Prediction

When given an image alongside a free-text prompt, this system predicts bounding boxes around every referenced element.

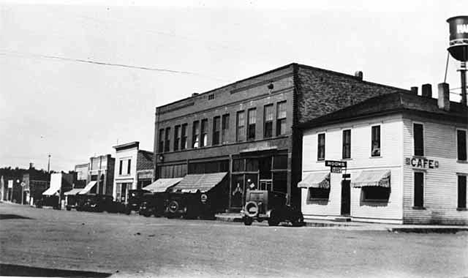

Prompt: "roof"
[113,141,139,151]
[171,172,228,193]
[298,92,468,129]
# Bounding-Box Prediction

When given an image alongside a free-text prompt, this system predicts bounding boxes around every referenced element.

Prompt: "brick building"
[299,84,468,224]
[154,63,407,210]
[113,141,153,203]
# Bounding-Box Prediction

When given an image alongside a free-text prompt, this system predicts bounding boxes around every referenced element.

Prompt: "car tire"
[244,217,253,226]
[291,212,304,227]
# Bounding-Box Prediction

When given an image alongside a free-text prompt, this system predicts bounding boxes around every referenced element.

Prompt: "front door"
[341,180,350,215]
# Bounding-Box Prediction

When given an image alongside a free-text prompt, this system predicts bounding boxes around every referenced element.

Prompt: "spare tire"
[167,200,180,214]
[244,201,259,218]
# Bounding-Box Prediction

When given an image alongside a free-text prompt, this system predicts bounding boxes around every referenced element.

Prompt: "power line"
[0,50,228,81]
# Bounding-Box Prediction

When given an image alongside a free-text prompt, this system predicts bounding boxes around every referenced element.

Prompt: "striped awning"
[171,172,227,193]
[298,172,330,189]
[64,188,83,196]
[78,181,97,195]
[352,170,391,188]
[143,178,183,193]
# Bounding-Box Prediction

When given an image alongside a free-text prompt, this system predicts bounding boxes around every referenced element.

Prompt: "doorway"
[341,180,351,215]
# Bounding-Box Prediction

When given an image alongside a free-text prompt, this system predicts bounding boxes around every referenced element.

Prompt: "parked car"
[125,189,150,215]
[35,196,60,209]
[242,190,304,226]
[78,194,114,212]
[139,192,168,217]
[165,192,217,220]
[66,195,86,211]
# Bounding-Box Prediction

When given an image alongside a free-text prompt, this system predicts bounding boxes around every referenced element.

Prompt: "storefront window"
[362,187,390,201]
[458,175,467,210]
[232,159,245,172]
[246,159,259,172]
[309,188,330,200]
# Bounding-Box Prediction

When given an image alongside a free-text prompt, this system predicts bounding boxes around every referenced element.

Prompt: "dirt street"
[0,203,467,278]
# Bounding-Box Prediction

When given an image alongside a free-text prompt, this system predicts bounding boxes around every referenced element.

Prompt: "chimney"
[438,83,450,111]
[410,86,418,95]
[354,71,363,80]
[421,84,432,98]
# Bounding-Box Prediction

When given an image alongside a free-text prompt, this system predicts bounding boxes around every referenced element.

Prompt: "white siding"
[402,117,468,225]
[301,115,404,223]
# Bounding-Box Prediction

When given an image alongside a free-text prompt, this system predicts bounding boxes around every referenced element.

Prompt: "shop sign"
[406,157,439,169]
[331,167,342,173]
[325,160,347,168]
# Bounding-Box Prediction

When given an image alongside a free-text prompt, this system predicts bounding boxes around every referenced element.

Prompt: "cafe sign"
[406,157,439,169]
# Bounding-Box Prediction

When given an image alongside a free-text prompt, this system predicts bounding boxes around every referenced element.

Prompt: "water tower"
[447,15,468,105]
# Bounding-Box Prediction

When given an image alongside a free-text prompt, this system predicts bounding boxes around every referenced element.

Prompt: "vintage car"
[35,196,60,209]
[66,195,86,211]
[125,189,151,215]
[164,192,217,220]
[242,190,304,226]
[138,192,168,217]
[78,194,115,212]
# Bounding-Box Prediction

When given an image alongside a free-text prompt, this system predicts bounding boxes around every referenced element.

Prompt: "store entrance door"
[341,180,350,215]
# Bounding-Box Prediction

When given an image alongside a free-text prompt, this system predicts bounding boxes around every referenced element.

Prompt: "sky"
[0,0,467,172]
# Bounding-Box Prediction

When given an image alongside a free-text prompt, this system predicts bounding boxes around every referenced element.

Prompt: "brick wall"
[137,150,154,170]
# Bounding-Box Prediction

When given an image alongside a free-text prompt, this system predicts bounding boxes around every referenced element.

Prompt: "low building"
[42,172,74,208]
[113,141,153,203]
[22,168,50,205]
[298,84,468,225]
[74,163,89,189]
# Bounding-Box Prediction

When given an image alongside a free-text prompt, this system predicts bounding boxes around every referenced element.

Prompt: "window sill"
[457,208,467,211]
[317,160,325,163]
[412,206,426,210]
[457,160,468,164]
[363,199,389,203]
[342,158,353,161]
[369,156,382,159]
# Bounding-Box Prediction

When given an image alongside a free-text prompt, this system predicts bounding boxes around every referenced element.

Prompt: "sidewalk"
[215,212,468,233]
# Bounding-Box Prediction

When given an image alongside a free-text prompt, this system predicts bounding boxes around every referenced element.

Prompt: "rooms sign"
[406,157,439,169]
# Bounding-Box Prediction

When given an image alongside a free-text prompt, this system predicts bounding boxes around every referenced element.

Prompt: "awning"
[143,178,183,193]
[171,172,228,193]
[352,170,391,188]
[43,175,62,196]
[64,188,83,196]
[78,181,97,195]
[298,172,330,189]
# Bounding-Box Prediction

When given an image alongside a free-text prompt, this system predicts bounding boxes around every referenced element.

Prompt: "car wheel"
[291,212,304,227]
[268,210,280,226]
[244,217,253,226]
[124,207,131,215]
[66,207,71,211]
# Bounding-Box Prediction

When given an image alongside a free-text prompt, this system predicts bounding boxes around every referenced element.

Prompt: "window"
[276,101,287,136]
[192,121,200,148]
[414,123,424,156]
[201,119,208,147]
[458,175,467,210]
[264,104,273,138]
[119,160,123,175]
[232,159,245,172]
[309,188,330,200]
[158,129,164,153]
[181,124,188,150]
[414,172,424,208]
[247,108,256,141]
[317,133,325,161]
[362,187,390,201]
[127,159,131,175]
[164,127,171,152]
[174,125,180,151]
[273,155,288,169]
[236,111,245,142]
[222,114,230,144]
[342,129,351,159]
[371,126,381,157]
[119,159,131,176]
[208,94,214,100]
[457,130,467,161]
[213,116,220,146]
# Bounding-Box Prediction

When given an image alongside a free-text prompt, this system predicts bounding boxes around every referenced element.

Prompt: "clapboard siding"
[402,117,468,225]
[301,115,404,222]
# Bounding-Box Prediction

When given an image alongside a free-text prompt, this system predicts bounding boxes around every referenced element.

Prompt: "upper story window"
[264,104,273,138]
[213,116,221,146]
[371,125,381,157]
[247,108,256,141]
[201,119,208,147]
[413,123,424,156]
[317,133,325,161]
[181,124,188,150]
[119,158,132,176]
[174,125,181,151]
[208,94,214,100]
[222,114,230,144]
[158,129,164,153]
[276,101,287,136]
[164,127,171,152]
[342,129,351,159]
[237,111,245,142]
[192,121,200,148]
[457,129,467,161]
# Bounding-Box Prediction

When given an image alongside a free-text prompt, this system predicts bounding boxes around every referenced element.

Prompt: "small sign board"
[325,160,347,168]
[331,167,342,173]
[342,173,351,179]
